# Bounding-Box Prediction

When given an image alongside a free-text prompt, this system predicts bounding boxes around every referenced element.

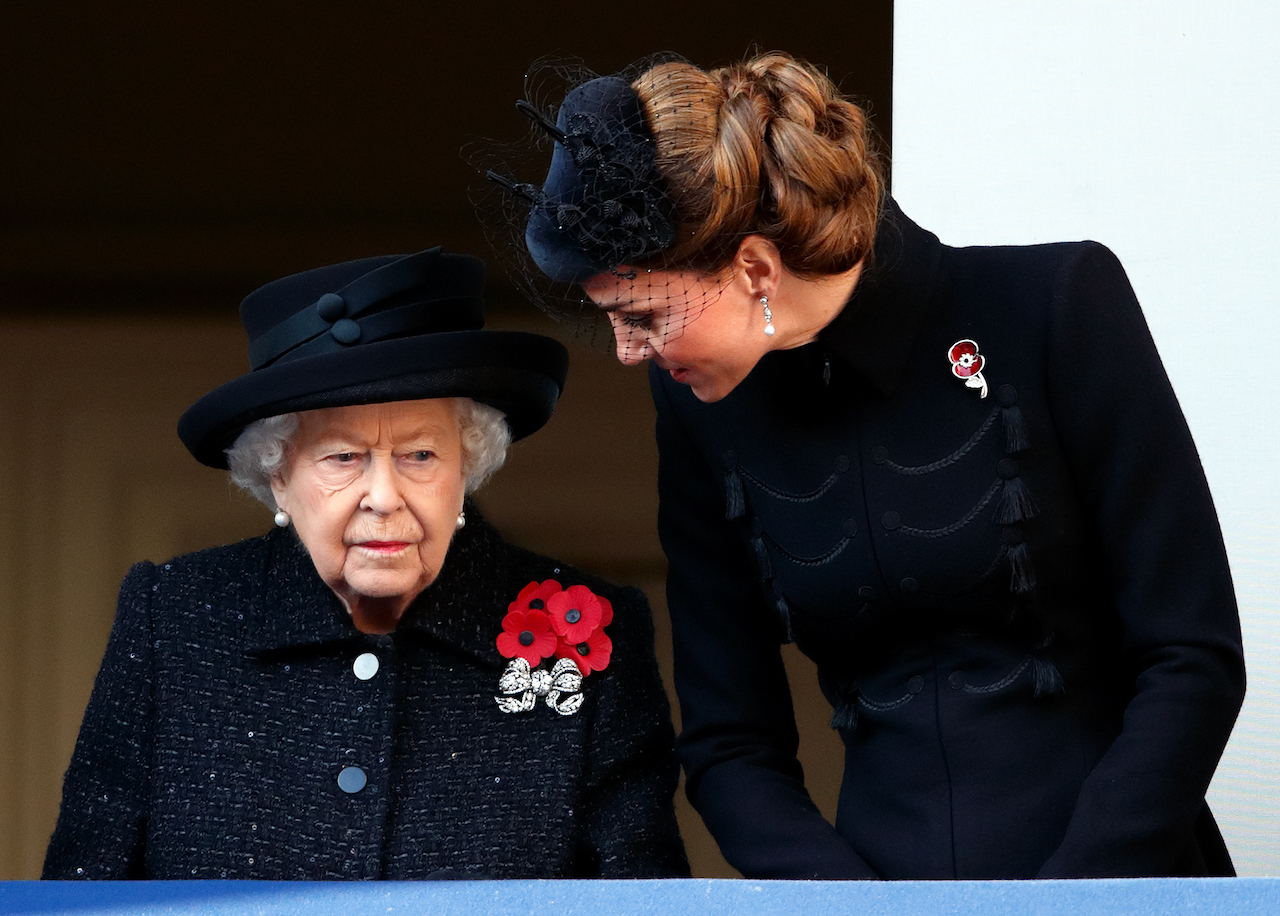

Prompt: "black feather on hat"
[178,247,568,469]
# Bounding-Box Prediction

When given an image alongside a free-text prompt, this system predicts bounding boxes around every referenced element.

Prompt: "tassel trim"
[1031,655,1065,696]
[1001,403,1031,453]
[724,467,745,520]
[998,475,1039,523]
[1007,542,1037,595]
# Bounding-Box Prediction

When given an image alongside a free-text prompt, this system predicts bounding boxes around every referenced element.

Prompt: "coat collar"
[244,500,512,667]
[819,198,945,398]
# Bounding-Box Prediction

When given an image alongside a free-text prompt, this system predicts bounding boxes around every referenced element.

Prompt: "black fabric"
[654,201,1244,879]
[43,508,688,879]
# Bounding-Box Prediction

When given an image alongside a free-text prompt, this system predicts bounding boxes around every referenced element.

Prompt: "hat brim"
[179,330,568,469]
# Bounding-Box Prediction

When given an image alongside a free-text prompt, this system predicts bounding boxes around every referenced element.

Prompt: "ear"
[269,473,289,510]
[732,234,783,298]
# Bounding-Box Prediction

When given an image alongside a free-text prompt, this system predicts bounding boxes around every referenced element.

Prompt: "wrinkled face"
[581,268,771,402]
[271,399,466,629]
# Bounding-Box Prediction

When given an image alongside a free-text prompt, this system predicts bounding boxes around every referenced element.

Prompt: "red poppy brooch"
[948,338,989,398]
[495,580,614,716]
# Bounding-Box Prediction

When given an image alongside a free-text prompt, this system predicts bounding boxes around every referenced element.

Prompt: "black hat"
[178,247,569,468]
[490,75,676,284]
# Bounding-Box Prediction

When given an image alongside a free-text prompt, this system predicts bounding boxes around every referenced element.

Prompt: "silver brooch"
[495,657,585,716]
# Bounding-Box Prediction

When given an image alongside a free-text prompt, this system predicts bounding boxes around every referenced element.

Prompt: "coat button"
[843,518,858,537]
[858,586,876,601]
[871,446,888,465]
[996,384,1018,408]
[881,511,901,530]
[1002,524,1024,546]
[353,653,379,680]
[948,671,965,690]
[834,455,851,472]
[900,577,918,593]
[907,675,925,694]
[337,766,367,794]
[722,450,737,468]
[998,457,1020,479]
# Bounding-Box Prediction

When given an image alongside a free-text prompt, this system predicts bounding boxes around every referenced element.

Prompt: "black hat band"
[247,247,484,369]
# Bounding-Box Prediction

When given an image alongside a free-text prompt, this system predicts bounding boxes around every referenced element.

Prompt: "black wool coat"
[655,201,1245,880]
[43,507,688,879]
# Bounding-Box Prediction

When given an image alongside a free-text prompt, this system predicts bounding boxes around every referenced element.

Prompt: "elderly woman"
[484,54,1245,879]
[42,248,688,879]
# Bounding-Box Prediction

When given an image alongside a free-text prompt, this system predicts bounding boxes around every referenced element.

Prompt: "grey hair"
[225,398,512,510]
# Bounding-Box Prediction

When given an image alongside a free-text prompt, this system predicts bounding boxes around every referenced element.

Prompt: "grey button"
[908,675,925,694]
[353,653,379,680]
[948,671,965,690]
[337,766,367,794]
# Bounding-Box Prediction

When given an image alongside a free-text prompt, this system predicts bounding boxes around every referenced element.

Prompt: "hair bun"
[634,51,884,276]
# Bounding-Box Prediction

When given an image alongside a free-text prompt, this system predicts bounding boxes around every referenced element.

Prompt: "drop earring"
[455,510,467,530]
[274,508,290,528]
[760,296,775,336]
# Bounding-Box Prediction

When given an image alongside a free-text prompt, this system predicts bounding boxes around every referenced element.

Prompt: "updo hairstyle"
[632,52,885,278]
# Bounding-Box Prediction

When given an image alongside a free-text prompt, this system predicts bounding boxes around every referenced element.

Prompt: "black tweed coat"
[43,506,688,879]
[656,201,1245,879]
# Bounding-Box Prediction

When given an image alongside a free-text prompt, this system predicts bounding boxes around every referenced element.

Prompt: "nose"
[360,455,404,515]
[608,316,653,367]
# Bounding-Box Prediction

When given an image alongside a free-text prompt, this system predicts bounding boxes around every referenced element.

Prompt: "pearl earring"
[760,296,775,336]
[274,508,290,528]
[455,510,466,530]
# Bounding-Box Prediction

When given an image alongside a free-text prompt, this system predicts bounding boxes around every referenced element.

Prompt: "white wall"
[893,0,1280,875]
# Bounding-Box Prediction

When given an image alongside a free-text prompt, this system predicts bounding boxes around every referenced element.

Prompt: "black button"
[900,577,918,593]
[1002,524,1024,546]
[907,675,925,694]
[331,318,361,345]
[998,457,1020,480]
[996,384,1018,408]
[948,671,965,690]
[881,511,901,530]
[871,446,888,465]
[722,450,737,467]
[835,455,851,472]
[843,518,858,537]
[858,586,876,600]
[316,293,346,322]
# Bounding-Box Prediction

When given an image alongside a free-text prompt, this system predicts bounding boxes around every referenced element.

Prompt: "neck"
[770,262,863,350]
[344,594,414,635]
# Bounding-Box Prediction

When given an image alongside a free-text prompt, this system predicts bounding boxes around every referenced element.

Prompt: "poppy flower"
[948,339,984,378]
[948,338,989,398]
[509,579,562,615]
[497,608,557,666]
[547,584,605,644]
[556,625,613,675]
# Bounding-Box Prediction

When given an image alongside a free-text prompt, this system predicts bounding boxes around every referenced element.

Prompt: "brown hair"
[632,52,885,277]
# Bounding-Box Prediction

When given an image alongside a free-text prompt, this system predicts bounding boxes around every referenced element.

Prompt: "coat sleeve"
[43,562,157,879]
[653,369,877,879]
[575,582,690,877]
[1037,243,1245,877]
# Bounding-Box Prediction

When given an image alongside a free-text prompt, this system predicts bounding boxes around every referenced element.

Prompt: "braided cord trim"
[898,479,1002,539]
[882,406,1000,476]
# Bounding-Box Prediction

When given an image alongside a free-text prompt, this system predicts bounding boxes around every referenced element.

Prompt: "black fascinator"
[471,56,687,331]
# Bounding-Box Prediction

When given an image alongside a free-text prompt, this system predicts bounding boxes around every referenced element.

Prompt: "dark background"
[0,0,893,879]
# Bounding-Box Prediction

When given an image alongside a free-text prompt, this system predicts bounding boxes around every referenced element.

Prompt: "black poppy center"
[529,598,545,610]
[576,643,591,656]
[565,608,582,624]
[518,631,535,647]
